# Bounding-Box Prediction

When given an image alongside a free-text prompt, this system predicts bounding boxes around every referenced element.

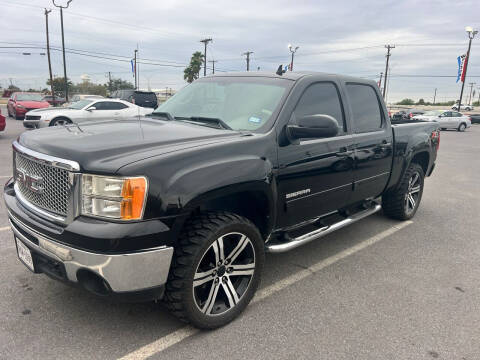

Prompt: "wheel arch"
[410,151,429,175]
[49,116,72,126]
[180,182,276,241]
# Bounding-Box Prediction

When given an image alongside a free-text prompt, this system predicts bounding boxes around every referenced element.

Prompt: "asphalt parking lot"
[1,106,479,360]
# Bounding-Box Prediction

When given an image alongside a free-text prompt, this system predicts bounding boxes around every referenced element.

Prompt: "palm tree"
[184,51,204,83]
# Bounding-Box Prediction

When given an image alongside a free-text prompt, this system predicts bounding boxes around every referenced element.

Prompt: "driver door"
[276,81,354,228]
[85,101,120,121]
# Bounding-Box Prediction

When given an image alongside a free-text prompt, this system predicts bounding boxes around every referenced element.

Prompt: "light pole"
[52,0,73,102]
[457,26,478,109]
[200,38,212,77]
[288,44,299,71]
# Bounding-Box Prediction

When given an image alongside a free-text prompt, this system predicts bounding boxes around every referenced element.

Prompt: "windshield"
[17,93,44,101]
[423,110,444,116]
[153,77,291,131]
[68,99,93,109]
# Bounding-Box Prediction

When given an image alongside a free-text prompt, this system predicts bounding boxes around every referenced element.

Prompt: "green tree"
[416,98,425,105]
[72,80,107,97]
[396,98,415,105]
[8,84,21,92]
[184,51,204,83]
[107,78,135,93]
[47,76,73,95]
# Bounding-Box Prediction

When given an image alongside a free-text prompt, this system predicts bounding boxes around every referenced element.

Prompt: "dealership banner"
[457,54,467,83]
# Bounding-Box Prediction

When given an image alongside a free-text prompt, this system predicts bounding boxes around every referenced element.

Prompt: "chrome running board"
[266,204,382,253]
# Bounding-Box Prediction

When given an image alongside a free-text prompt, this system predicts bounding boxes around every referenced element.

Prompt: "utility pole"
[383,44,395,98]
[44,8,55,105]
[288,44,299,71]
[52,0,73,102]
[134,49,138,90]
[467,82,475,105]
[107,71,112,94]
[208,59,217,74]
[458,27,478,109]
[242,51,253,71]
[200,38,212,77]
[433,88,437,105]
[136,44,140,89]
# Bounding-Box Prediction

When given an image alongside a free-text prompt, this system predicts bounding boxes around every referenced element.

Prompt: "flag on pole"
[457,54,467,83]
[131,60,135,77]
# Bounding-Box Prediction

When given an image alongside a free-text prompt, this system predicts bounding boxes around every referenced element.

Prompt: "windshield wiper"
[175,116,232,130]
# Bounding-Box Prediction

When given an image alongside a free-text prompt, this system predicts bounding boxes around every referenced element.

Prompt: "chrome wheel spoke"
[410,173,419,188]
[222,278,240,308]
[212,237,225,264]
[410,185,421,194]
[193,269,216,287]
[229,263,255,277]
[408,194,416,209]
[226,235,249,263]
[202,282,220,315]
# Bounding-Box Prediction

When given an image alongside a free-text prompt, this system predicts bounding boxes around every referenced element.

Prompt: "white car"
[23,99,154,128]
[413,110,471,131]
[451,104,474,111]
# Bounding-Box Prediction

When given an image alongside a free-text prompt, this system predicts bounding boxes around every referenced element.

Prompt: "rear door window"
[346,84,384,133]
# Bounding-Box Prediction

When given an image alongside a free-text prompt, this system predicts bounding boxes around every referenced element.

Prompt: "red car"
[7,92,50,120]
[0,108,5,132]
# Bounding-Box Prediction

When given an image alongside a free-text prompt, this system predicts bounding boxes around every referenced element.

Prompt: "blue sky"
[1,0,479,103]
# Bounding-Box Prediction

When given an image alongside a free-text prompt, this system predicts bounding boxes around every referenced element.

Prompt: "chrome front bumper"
[8,212,173,293]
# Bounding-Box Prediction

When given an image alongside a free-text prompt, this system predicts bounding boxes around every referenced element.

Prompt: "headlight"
[81,174,147,220]
[16,104,26,109]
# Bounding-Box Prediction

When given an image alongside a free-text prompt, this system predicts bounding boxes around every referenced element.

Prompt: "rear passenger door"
[345,83,393,204]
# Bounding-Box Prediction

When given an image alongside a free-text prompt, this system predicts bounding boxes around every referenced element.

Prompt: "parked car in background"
[24,98,154,128]
[110,89,158,109]
[413,110,471,131]
[43,95,66,106]
[451,103,474,111]
[391,108,425,123]
[70,94,104,103]
[7,92,50,120]
[0,108,5,133]
[468,113,480,124]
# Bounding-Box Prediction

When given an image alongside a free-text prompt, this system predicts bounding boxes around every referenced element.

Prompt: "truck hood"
[19,118,242,173]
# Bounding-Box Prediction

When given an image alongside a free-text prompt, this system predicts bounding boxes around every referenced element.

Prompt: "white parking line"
[0,226,11,232]
[118,220,412,360]
[0,176,12,178]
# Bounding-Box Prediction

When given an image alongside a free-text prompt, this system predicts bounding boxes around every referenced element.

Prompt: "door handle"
[381,140,392,147]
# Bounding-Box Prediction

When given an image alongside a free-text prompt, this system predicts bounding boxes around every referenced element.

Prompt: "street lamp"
[457,26,477,110]
[52,0,73,102]
[288,44,299,71]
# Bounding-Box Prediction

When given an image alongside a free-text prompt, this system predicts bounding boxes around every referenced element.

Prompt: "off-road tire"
[382,163,425,220]
[164,211,265,329]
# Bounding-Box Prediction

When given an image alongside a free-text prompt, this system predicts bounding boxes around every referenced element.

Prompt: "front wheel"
[458,123,467,132]
[165,212,265,329]
[50,117,71,126]
[382,163,425,220]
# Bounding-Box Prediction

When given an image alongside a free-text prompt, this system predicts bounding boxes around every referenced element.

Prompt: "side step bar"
[266,204,382,253]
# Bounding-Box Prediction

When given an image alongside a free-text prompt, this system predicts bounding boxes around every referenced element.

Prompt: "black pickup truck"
[4,72,440,329]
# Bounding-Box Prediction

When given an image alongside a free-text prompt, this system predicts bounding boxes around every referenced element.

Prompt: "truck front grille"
[14,152,71,217]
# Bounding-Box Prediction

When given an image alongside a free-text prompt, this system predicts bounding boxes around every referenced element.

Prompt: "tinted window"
[93,101,128,110]
[452,111,462,117]
[346,84,383,133]
[133,92,158,107]
[293,82,345,132]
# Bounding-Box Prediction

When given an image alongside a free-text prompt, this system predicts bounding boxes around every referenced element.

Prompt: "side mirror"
[86,106,96,111]
[286,114,339,140]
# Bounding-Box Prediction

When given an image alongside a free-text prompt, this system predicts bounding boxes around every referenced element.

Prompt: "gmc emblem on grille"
[16,168,44,194]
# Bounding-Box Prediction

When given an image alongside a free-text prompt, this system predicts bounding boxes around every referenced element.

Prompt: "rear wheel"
[382,163,424,220]
[458,123,467,132]
[165,211,264,329]
[50,117,71,126]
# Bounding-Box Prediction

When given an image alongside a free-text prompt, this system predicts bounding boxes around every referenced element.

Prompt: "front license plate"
[15,237,34,272]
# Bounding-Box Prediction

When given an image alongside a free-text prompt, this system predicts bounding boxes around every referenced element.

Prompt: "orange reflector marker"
[120,177,147,220]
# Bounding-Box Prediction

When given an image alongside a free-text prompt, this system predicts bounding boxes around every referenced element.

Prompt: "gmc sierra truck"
[4,72,440,329]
